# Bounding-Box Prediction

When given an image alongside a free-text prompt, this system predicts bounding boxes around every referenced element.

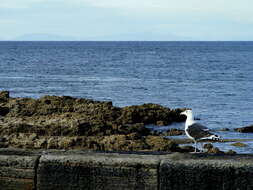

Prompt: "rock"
[58,137,77,149]
[0,91,9,102]
[118,104,186,125]
[235,125,253,133]
[203,143,213,150]
[150,130,161,136]
[6,134,180,152]
[7,133,36,148]
[0,137,7,142]
[162,128,184,136]
[207,147,224,154]
[145,136,179,152]
[156,120,167,126]
[226,149,237,155]
[47,137,58,149]
[126,132,142,140]
[0,106,9,116]
[100,135,144,151]
[203,143,225,154]
[34,138,47,149]
[0,91,188,152]
[28,133,38,141]
[179,145,196,152]
[0,142,8,148]
[231,142,248,147]
[0,137,8,148]
[218,128,230,131]
[117,123,150,135]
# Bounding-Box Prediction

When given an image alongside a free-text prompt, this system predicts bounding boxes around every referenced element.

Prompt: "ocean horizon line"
[1,40,253,42]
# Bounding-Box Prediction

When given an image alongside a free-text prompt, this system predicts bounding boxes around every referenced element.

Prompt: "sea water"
[1,41,253,153]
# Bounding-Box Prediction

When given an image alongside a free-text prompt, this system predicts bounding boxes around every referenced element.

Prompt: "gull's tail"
[201,134,221,141]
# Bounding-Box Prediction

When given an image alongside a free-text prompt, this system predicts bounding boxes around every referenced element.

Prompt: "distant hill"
[85,31,192,41]
[11,32,192,41]
[13,33,79,41]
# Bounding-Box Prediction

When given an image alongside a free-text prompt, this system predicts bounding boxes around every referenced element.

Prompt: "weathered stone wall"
[1,149,253,190]
[37,152,160,190]
[160,155,253,190]
[0,149,40,190]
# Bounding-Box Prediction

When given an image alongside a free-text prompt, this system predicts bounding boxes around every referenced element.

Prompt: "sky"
[0,0,253,41]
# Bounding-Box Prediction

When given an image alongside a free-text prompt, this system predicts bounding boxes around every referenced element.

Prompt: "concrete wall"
[1,149,253,190]
[37,153,160,190]
[160,156,253,190]
[0,149,39,190]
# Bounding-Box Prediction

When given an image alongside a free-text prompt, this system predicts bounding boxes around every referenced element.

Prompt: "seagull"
[180,109,220,152]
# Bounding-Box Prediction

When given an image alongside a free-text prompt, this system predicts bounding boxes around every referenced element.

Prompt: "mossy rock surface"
[231,142,248,147]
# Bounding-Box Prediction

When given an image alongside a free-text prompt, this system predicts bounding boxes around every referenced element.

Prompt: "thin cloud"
[1,0,252,16]
[0,0,54,9]
[72,0,252,13]
[71,0,253,24]
[0,19,16,24]
[0,0,252,40]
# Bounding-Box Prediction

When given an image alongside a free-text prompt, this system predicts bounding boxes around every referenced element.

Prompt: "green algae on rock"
[231,142,248,147]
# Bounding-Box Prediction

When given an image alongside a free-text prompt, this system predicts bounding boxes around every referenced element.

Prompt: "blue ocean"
[1,41,253,153]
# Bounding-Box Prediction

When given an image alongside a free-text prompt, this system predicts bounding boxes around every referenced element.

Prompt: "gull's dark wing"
[186,123,213,140]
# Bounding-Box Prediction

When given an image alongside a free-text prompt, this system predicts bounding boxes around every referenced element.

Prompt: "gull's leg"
[194,140,197,153]
[200,142,204,152]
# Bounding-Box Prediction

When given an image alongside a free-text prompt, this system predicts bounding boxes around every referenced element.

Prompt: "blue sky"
[0,0,253,40]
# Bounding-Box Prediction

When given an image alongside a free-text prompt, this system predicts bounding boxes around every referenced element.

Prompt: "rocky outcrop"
[0,91,187,152]
[235,125,253,133]
[0,91,9,103]
[161,128,185,136]
[4,133,181,152]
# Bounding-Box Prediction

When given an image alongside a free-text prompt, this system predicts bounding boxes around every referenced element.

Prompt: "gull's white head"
[180,109,193,117]
[180,109,195,127]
